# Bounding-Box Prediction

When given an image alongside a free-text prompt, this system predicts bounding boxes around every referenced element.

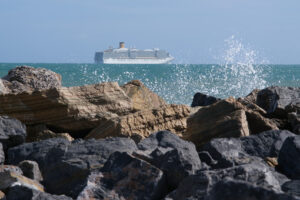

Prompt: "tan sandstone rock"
[86,104,191,140]
[121,80,167,111]
[184,97,278,147]
[0,82,132,135]
[0,191,5,199]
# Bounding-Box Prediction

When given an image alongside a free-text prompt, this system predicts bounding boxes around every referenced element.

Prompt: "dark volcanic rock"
[2,65,62,94]
[191,92,220,107]
[0,116,27,151]
[5,185,72,200]
[137,131,201,189]
[165,161,287,200]
[256,86,300,116]
[288,111,300,134]
[0,143,4,164]
[78,152,167,200]
[8,137,138,198]
[282,180,300,197]
[278,136,300,179]
[241,130,296,158]
[206,179,298,200]
[18,160,43,182]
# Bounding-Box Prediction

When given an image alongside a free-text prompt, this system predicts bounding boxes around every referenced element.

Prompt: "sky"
[0,0,300,64]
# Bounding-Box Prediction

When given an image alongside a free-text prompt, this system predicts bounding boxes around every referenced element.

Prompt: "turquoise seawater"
[0,63,299,105]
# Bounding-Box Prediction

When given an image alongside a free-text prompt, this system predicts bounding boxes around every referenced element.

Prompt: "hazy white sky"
[0,0,299,63]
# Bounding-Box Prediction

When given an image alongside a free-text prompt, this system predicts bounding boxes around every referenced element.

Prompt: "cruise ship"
[94,42,174,64]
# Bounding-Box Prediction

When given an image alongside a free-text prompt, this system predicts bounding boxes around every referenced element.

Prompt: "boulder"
[0,79,9,95]
[282,180,300,197]
[256,86,300,116]
[1,66,62,94]
[165,161,288,200]
[0,191,4,200]
[244,88,260,104]
[78,152,167,200]
[86,104,191,140]
[0,116,27,151]
[185,97,278,147]
[206,179,298,200]
[240,130,296,158]
[8,137,138,198]
[0,82,133,136]
[278,136,300,179]
[121,80,167,111]
[5,185,72,200]
[18,160,43,182]
[0,143,4,164]
[191,92,220,107]
[136,131,201,189]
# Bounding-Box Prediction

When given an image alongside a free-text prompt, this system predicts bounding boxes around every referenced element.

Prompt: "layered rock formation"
[86,104,191,140]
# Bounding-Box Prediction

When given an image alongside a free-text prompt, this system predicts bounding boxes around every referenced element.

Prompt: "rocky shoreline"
[0,65,299,200]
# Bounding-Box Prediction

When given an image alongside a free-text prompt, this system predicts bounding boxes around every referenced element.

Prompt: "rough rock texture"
[282,180,300,197]
[244,88,260,104]
[18,160,43,182]
[256,86,300,115]
[8,137,138,198]
[165,161,288,200]
[121,80,167,111]
[185,97,278,147]
[78,152,167,200]
[0,116,27,151]
[136,131,201,190]
[240,130,296,158]
[191,92,220,107]
[206,179,298,200]
[86,104,191,140]
[0,82,133,135]
[1,66,62,94]
[5,185,72,200]
[278,136,300,179]
[0,143,4,164]
[0,79,8,95]
[288,112,300,134]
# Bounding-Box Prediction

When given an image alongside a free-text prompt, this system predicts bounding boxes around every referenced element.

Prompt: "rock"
[185,97,278,147]
[265,157,278,167]
[135,131,201,190]
[121,80,166,111]
[288,112,300,134]
[1,66,62,94]
[278,136,300,179]
[78,152,167,200]
[0,79,9,95]
[0,165,23,176]
[240,130,295,158]
[5,185,72,200]
[0,143,4,164]
[191,92,220,107]
[0,191,4,200]
[256,86,300,116]
[86,104,191,140]
[8,137,138,198]
[244,88,260,104]
[0,82,133,136]
[282,180,300,197]
[18,160,43,182]
[166,161,287,200]
[0,170,44,192]
[206,178,298,200]
[0,116,27,151]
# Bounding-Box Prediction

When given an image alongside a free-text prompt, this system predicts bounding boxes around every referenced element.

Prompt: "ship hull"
[100,57,174,64]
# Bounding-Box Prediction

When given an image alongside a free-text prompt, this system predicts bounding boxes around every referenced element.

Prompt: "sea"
[0,63,299,105]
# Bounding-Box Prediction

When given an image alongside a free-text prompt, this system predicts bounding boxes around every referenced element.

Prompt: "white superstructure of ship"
[94,42,174,64]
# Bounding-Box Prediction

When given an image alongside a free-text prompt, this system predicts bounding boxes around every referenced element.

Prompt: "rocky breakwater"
[0,65,299,200]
